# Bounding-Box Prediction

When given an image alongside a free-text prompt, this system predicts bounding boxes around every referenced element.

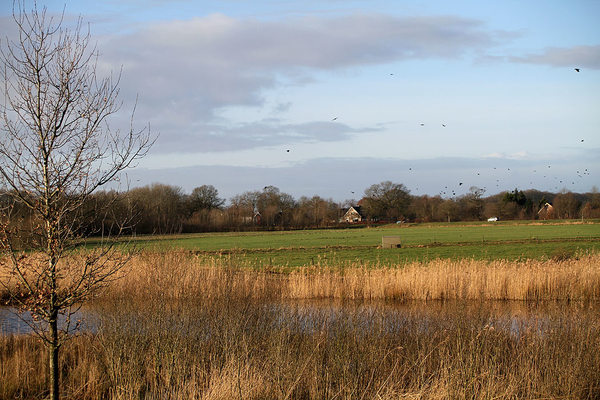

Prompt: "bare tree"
[0,3,152,399]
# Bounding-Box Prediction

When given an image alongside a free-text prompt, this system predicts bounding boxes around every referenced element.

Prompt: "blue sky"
[1,0,599,203]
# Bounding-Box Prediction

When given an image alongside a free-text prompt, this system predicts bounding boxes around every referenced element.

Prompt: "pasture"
[133,220,600,268]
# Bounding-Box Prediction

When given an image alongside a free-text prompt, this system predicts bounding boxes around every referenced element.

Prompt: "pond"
[2,300,597,337]
[0,306,96,335]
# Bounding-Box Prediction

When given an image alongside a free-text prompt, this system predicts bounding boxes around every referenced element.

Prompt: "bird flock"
[283,68,593,199]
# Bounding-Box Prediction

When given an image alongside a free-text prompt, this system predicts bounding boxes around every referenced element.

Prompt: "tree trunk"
[49,312,60,400]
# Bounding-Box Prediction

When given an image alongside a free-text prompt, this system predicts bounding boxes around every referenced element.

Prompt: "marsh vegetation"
[2,249,600,399]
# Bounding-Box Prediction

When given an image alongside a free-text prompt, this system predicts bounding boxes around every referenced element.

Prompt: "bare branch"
[0,3,154,399]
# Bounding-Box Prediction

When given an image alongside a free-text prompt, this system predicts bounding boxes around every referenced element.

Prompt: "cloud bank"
[98,13,516,153]
[124,151,599,202]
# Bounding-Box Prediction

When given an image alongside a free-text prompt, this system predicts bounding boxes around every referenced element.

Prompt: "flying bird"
[332,117,338,121]
[286,149,290,152]
[575,68,580,72]
[442,124,446,127]
[420,123,425,126]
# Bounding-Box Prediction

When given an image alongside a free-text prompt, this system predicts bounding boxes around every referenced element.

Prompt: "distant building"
[340,206,364,223]
[538,203,554,220]
[242,212,262,225]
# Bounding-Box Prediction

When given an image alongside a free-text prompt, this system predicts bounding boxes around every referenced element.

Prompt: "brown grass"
[1,250,600,399]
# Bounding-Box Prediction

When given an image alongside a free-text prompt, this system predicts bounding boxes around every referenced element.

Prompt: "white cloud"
[483,151,534,160]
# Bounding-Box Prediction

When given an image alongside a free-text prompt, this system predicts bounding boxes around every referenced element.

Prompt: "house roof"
[342,206,363,216]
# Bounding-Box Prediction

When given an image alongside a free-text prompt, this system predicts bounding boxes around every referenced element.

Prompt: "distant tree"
[502,188,526,206]
[230,190,261,227]
[582,186,600,219]
[226,195,246,229]
[188,185,225,213]
[499,188,533,220]
[362,181,411,222]
[277,192,297,228]
[255,186,296,229]
[129,184,185,234]
[341,198,357,209]
[409,195,443,222]
[294,195,337,228]
[553,190,581,219]
[457,187,486,220]
[182,185,226,231]
[0,3,152,399]
[437,198,460,222]
[83,189,131,236]
[502,189,534,219]
[257,186,282,228]
[483,200,501,221]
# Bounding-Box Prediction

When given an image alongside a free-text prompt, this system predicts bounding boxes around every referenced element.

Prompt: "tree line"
[6,181,596,236]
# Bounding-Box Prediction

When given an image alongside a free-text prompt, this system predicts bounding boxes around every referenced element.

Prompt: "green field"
[132,220,600,268]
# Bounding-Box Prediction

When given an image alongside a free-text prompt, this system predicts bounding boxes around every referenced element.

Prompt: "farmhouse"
[538,202,554,220]
[340,206,364,223]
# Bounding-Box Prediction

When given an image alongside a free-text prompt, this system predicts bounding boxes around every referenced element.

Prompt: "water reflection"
[0,306,95,335]
[266,299,599,338]
[1,300,597,337]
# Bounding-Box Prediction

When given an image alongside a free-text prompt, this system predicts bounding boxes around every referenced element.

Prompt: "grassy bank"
[2,251,600,399]
[124,220,600,267]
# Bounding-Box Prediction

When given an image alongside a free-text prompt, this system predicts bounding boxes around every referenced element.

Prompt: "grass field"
[129,220,600,268]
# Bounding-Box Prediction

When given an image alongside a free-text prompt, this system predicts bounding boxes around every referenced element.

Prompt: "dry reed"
[104,249,600,302]
[1,250,600,399]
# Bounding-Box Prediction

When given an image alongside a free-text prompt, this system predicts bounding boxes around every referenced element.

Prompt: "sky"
[1,0,599,204]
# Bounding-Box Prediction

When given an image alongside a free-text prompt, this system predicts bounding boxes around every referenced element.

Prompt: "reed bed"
[105,249,600,302]
[286,252,600,302]
[3,249,600,303]
[1,250,600,399]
